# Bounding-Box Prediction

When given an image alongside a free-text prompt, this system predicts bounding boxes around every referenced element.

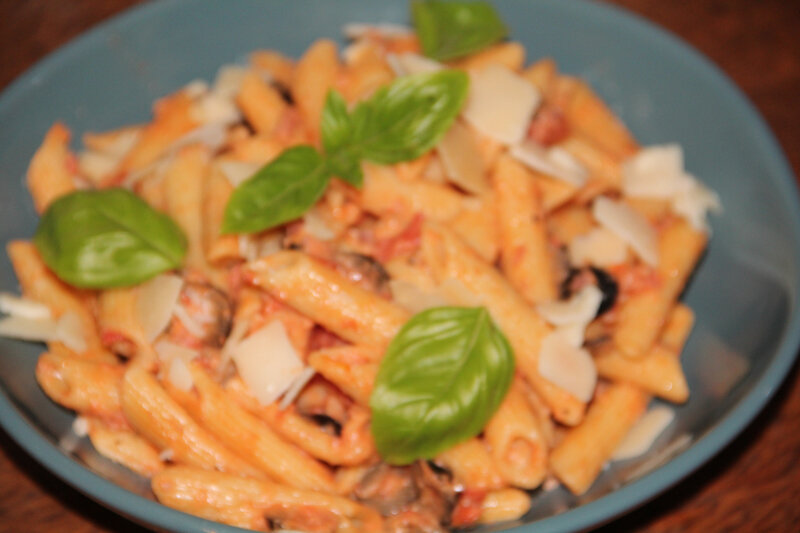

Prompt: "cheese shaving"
[437,121,489,194]
[612,405,675,461]
[218,160,260,188]
[592,196,658,266]
[0,315,59,343]
[538,330,597,402]
[55,312,87,353]
[462,64,541,145]
[509,142,588,186]
[568,227,629,267]
[537,285,603,327]
[279,367,317,410]
[0,293,51,320]
[386,53,444,76]
[137,274,184,342]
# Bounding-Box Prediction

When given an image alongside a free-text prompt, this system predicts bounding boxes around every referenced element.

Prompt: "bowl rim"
[1,1,799,532]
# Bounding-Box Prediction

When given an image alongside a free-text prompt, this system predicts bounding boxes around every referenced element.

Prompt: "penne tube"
[117,91,197,176]
[521,58,557,94]
[26,122,77,213]
[120,365,262,478]
[361,162,464,223]
[421,223,585,425]
[185,363,336,492]
[236,70,287,134]
[561,135,622,199]
[152,466,383,533]
[291,39,339,141]
[484,382,548,489]
[493,155,558,305]
[535,171,578,213]
[659,303,695,353]
[340,44,394,103]
[594,343,689,403]
[307,346,380,405]
[202,164,240,264]
[97,287,157,368]
[479,488,531,525]
[87,417,164,477]
[163,145,211,274]
[435,438,505,491]
[7,241,112,362]
[244,251,409,350]
[249,49,295,88]
[613,220,707,357]
[550,382,649,494]
[448,195,500,263]
[35,352,125,423]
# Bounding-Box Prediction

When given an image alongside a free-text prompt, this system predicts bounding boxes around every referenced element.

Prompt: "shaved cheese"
[183,79,210,99]
[612,405,675,461]
[173,304,206,339]
[462,64,541,145]
[303,209,336,241]
[98,128,141,159]
[232,321,305,405]
[257,231,284,258]
[239,235,259,262]
[56,312,87,353]
[72,416,90,438]
[673,179,722,231]
[343,40,373,66]
[343,23,412,39]
[622,144,721,231]
[557,323,587,348]
[538,330,597,402]
[137,274,184,342]
[167,356,195,392]
[387,53,444,76]
[78,150,119,183]
[170,122,229,154]
[0,293,51,320]
[509,142,588,186]
[568,227,628,267]
[279,367,317,410]
[220,316,251,372]
[593,196,658,266]
[213,65,248,98]
[0,315,58,343]
[537,285,603,327]
[218,160,260,188]
[437,121,489,194]
[191,91,241,126]
[154,339,198,363]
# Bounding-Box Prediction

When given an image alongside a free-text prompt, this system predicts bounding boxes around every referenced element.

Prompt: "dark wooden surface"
[1,0,799,531]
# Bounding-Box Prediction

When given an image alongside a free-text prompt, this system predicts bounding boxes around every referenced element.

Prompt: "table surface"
[1,0,799,531]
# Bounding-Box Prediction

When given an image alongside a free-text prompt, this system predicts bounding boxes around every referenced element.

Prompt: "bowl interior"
[1,1,799,532]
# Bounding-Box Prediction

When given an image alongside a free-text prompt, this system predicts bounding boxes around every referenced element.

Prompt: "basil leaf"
[352,70,469,164]
[321,90,364,187]
[222,145,330,234]
[33,188,186,288]
[412,0,508,61]
[370,306,514,465]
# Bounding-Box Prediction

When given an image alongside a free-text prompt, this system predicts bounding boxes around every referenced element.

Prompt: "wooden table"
[1,1,799,531]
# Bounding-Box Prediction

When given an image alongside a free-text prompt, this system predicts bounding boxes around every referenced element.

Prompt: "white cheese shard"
[0,316,59,343]
[537,285,603,327]
[136,274,184,342]
[612,405,675,461]
[72,416,90,438]
[622,144,721,231]
[343,23,413,40]
[154,339,198,363]
[509,142,588,187]
[592,196,659,266]
[191,91,241,126]
[213,65,248,99]
[462,64,542,145]
[55,312,87,353]
[78,151,119,184]
[218,160,260,188]
[279,367,317,410]
[303,209,336,241]
[232,321,305,406]
[0,293,51,320]
[437,121,489,195]
[386,52,444,76]
[568,227,629,267]
[183,79,210,99]
[172,304,206,339]
[167,356,195,392]
[538,330,597,402]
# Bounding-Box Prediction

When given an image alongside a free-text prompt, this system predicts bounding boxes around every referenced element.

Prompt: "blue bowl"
[1,1,798,532]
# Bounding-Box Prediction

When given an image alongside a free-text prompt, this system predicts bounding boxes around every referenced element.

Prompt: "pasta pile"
[1,9,721,533]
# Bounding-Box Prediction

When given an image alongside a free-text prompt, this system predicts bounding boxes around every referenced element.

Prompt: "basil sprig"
[34,188,187,288]
[222,70,468,234]
[411,0,508,61]
[370,306,515,465]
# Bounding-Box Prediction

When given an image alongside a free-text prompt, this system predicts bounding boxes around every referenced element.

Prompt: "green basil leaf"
[369,306,514,465]
[412,0,508,61]
[222,145,330,234]
[321,90,364,187]
[351,70,469,164]
[33,188,186,288]
[327,150,364,188]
